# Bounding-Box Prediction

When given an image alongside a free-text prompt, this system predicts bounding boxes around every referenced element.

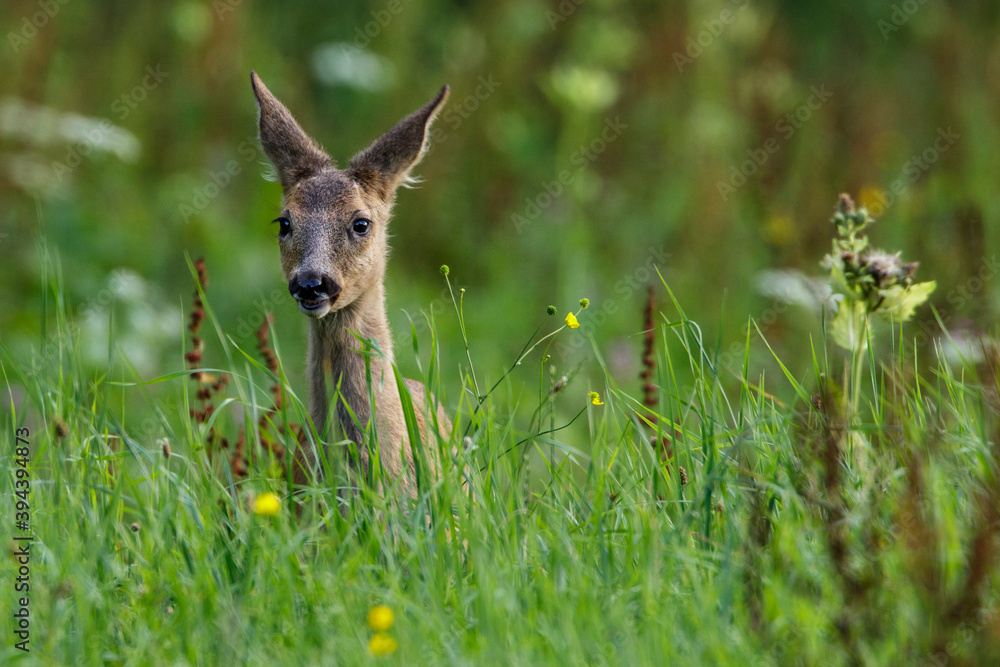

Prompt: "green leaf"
[876,281,936,322]
[831,299,869,352]
[828,262,854,297]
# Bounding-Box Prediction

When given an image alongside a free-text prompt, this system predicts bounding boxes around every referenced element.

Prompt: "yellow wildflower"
[367,605,394,632]
[252,492,281,517]
[858,185,887,216]
[589,391,604,406]
[369,632,398,657]
[565,312,580,329]
[763,214,795,246]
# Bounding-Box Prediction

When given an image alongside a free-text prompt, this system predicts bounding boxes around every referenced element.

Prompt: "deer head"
[251,71,448,319]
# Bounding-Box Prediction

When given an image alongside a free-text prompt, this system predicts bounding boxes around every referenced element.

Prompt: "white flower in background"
[547,66,619,113]
[312,44,396,92]
[937,330,999,367]
[81,269,181,377]
[755,268,835,314]
[0,97,140,161]
[0,97,141,192]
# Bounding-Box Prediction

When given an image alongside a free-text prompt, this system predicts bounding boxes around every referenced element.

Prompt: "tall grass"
[1,244,999,666]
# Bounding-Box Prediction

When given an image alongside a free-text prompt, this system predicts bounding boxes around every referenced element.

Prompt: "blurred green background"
[3,0,1000,401]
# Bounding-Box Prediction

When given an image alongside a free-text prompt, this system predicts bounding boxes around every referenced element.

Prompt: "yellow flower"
[252,492,281,517]
[369,632,398,657]
[589,391,604,406]
[367,605,394,632]
[858,185,887,216]
[763,214,795,246]
[565,312,580,329]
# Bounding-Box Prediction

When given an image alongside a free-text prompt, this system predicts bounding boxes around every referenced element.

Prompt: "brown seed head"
[836,193,855,216]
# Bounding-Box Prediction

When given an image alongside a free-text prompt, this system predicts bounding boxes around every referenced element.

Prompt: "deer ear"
[251,71,331,190]
[349,85,449,195]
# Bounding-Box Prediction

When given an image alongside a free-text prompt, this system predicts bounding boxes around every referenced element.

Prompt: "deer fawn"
[250,71,451,492]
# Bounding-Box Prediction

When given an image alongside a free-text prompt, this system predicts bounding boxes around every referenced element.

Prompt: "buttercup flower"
[252,492,281,517]
[565,312,580,329]
[369,633,398,657]
[367,605,394,632]
[590,391,604,406]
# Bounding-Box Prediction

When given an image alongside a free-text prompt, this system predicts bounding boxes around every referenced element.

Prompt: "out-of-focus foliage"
[2,0,999,390]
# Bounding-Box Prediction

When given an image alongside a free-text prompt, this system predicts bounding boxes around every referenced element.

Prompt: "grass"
[2,244,1000,666]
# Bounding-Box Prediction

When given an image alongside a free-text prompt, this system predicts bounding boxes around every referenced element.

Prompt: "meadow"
[3,1,1000,665]
[3,203,1000,664]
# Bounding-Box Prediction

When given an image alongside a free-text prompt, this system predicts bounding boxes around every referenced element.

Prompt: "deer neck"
[310,281,399,447]
[324,283,393,361]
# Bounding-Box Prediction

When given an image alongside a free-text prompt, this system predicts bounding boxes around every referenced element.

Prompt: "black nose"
[289,272,341,302]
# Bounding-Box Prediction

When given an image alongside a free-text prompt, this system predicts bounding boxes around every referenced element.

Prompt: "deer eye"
[352,219,371,236]
[275,217,291,238]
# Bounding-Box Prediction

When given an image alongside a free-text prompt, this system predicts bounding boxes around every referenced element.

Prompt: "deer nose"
[298,276,321,292]
[289,273,341,302]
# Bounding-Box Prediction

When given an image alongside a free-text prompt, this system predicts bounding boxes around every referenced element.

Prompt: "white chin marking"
[298,301,331,318]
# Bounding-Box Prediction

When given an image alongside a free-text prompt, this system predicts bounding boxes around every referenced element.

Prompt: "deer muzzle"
[289,272,341,316]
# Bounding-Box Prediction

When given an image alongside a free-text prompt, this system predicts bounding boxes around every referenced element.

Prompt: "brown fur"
[250,71,451,492]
